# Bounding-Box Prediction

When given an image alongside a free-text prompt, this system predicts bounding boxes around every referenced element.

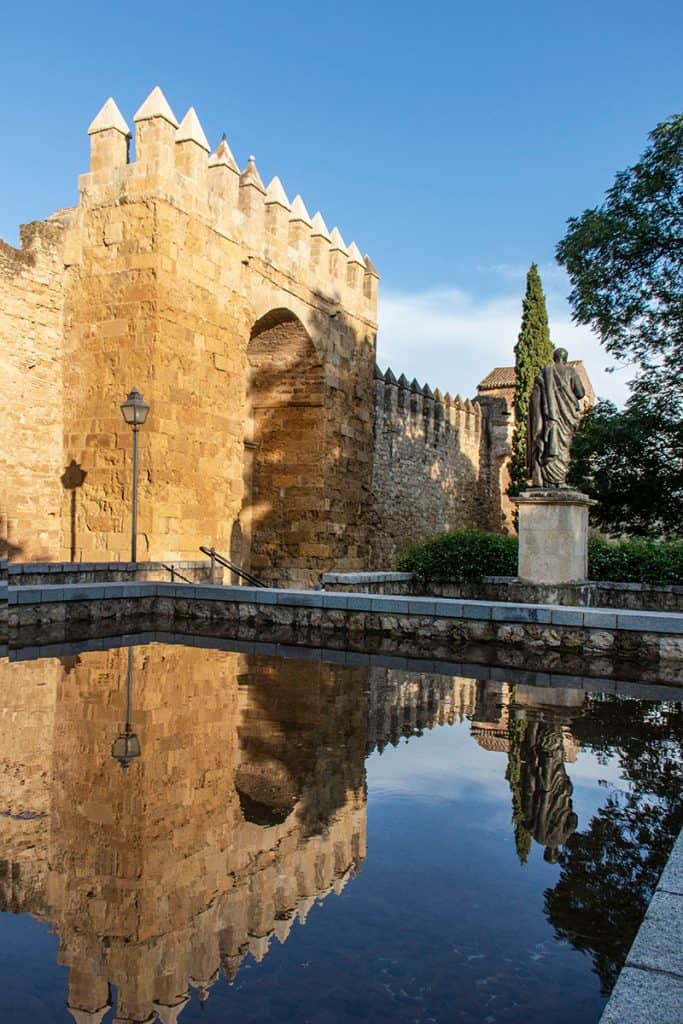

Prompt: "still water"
[0,639,681,1024]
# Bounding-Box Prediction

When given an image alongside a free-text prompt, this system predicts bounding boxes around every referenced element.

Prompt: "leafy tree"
[544,695,683,995]
[557,113,683,419]
[569,398,683,537]
[508,264,555,500]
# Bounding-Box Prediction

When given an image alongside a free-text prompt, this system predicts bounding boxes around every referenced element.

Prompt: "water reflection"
[0,643,679,1022]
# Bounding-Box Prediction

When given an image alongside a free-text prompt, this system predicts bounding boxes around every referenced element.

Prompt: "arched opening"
[238,309,326,587]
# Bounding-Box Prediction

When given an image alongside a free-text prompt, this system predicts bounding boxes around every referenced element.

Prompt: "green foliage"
[569,398,683,538]
[395,529,683,585]
[508,264,555,501]
[544,695,683,994]
[506,715,532,865]
[588,535,683,586]
[395,529,518,581]
[557,113,683,419]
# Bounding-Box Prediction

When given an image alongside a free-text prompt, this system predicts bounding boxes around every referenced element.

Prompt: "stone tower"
[0,88,379,585]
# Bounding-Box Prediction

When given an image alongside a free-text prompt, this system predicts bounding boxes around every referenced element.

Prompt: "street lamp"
[120,388,150,563]
[111,646,141,771]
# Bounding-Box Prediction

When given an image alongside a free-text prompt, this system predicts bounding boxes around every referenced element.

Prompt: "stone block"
[627,890,683,977]
[515,489,594,584]
[616,611,683,635]
[583,610,617,630]
[550,607,584,626]
[460,601,492,620]
[434,601,464,618]
[491,604,552,624]
[599,966,683,1024]
[657,830,683,896]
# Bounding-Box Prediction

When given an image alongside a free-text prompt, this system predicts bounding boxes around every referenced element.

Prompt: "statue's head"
[553,347,568,364]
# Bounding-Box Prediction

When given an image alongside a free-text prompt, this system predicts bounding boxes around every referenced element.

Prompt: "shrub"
[395,529,683,586]
[395,529,518,581]
[588,536,683,586]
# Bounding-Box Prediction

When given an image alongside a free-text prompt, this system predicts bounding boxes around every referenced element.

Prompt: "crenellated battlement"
[81,87,379,324]
[373,363,481,446]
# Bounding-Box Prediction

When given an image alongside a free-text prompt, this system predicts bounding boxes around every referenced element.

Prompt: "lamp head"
[120,388,150,427]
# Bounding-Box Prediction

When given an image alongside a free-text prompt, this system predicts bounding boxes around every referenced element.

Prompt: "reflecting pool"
[0,639,680,1023]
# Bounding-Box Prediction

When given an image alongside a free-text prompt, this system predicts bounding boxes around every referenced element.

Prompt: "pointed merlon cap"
[398,373,410,388]
[265,176,291,209]
[384,367,398,385]
[347,241,365,267]
[176,107,210,151]
[329,227,348,255]
[433,387,443,402]
[364,254,380,278]
[410,378,421,393]
[374,363,384,380]
[208,133,239,171]
[443,391,452,404]
[310,211,331,240]
[88,97,130,137]
[133,86,179,127]
[423,383,434,399]
[290,194,312,225]
[274,914,294,944]
[240,155,266,193]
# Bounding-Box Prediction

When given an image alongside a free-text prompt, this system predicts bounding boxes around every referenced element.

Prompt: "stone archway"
[238,309,326,587]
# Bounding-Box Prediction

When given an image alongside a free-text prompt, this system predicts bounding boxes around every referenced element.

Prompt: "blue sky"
[2,0,680,404]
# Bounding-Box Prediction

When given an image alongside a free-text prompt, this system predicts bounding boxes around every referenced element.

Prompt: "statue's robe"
[528,363,586,487]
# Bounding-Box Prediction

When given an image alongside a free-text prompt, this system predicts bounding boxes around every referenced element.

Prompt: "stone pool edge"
[599,826,683,1024]
[4,581,683,664]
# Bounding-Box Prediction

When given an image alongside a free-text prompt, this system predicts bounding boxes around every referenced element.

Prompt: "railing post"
[210,547,216,583]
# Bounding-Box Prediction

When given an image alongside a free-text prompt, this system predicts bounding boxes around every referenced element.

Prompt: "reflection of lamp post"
[111,646,141,771]
[119,388,150,563]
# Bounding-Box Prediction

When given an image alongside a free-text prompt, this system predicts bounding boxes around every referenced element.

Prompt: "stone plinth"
[514,489,595,585]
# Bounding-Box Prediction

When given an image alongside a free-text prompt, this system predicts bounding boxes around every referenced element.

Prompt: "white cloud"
[376,272,631,407]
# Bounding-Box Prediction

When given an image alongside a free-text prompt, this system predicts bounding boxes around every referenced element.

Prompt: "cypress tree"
[508,263,555,502]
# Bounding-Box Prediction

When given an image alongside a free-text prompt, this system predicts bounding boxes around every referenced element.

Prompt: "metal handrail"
[199,546,267,588]
[160,563,194,584]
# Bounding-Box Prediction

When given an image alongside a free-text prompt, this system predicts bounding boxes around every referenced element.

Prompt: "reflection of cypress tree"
[506,716,532,865]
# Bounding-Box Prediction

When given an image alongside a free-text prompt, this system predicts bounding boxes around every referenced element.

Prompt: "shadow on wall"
[234,304,373,588]
[60,460,87,564]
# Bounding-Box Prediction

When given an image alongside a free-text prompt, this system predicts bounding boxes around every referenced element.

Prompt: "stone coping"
[323,571,683,596]
[600,826,683,1023]
[7,581,683,635]
[323,571,414,584]
[7,628,683,703]
[7,559,207,575]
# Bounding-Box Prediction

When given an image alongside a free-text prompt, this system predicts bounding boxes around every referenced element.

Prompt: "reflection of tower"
[2,644,369,1023]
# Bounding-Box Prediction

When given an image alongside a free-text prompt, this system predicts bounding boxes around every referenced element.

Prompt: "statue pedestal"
[513,489,595,584]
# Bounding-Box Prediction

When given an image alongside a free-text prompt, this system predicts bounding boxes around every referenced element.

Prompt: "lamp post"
[120,388,150,563]
[111,646,141,771]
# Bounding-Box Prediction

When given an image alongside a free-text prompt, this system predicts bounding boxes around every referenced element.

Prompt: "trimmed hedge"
[395,530,518,581]
[587,536,683,586]
[395,529,683,587]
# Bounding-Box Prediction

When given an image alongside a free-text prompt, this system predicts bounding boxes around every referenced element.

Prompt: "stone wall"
[0,219,69,561]
[369,368,514,568]
[322,571,683,613]
[8,583,683,671]
[1,88,378,585]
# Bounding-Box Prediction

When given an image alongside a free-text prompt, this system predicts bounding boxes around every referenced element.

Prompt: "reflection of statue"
[517,721,578,862]
[528,348,585,487]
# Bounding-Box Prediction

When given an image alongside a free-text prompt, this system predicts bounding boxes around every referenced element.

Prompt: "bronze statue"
[527,348,586,488]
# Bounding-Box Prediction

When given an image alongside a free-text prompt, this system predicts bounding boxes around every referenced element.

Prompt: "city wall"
[369,367,513,566]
